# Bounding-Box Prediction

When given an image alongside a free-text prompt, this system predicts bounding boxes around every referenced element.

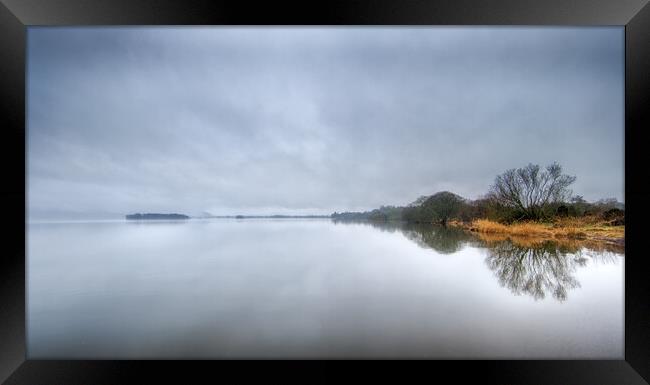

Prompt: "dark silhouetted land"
[126,213,190,220]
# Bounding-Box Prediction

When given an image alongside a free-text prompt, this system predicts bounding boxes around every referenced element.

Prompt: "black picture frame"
[1,1,649,383]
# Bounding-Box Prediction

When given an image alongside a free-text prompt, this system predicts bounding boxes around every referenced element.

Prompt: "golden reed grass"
[473,231,624,254]
[450,217,624,246]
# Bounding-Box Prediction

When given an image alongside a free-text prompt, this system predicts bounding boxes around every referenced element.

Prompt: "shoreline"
[449,218,624,250]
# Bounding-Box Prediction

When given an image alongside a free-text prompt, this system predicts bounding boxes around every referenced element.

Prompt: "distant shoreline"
[125,213,332,220]
[200,215,331,219]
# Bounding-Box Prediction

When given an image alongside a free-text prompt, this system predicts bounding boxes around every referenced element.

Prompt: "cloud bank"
[27,27,624,218]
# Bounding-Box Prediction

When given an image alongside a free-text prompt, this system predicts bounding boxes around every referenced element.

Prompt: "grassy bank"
[450,216,624,247]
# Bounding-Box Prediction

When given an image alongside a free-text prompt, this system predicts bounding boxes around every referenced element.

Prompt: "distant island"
[126,213,190,220]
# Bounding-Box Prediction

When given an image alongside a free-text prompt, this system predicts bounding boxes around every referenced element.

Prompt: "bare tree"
[488,162,576,220]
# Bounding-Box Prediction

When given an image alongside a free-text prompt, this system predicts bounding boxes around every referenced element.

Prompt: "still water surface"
[27,219,624,358]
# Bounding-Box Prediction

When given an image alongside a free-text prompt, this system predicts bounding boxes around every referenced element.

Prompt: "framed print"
[1,0,649,383]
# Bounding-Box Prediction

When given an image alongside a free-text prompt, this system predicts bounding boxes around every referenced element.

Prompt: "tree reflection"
[332,220,474,253]
[331,219,404,233]
[400,224,475,254]
[484,240,583,301]
[330,218,622,302]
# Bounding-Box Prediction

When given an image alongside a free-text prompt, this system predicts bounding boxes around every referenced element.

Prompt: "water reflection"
[401,224,475,254]
[28,218,624,358]
[337,220,623,302]
[484,240,581,301]
[331,218,403,233]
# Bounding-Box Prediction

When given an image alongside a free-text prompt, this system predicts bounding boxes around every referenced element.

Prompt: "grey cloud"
[27,27,624,219]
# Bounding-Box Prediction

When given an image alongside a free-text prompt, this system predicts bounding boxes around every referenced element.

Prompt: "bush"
[403,191,466,225]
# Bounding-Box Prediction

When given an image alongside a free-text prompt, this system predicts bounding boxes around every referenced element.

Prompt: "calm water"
[27,218,624,358]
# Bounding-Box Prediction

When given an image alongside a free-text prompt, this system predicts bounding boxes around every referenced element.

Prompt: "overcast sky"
[27,27,624,219]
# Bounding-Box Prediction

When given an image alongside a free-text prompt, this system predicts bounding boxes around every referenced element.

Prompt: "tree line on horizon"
[331,162,624,226]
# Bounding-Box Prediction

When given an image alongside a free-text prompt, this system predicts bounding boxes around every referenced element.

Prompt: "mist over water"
[27,218,623,358]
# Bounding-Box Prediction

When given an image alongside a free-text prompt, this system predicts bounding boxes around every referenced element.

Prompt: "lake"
[27,218,624,358]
